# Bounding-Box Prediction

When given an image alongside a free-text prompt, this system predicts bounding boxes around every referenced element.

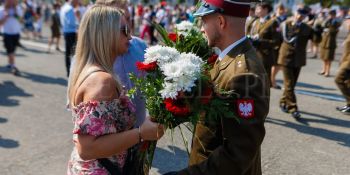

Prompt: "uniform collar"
[259,15,270,23]
[219,36,247,61]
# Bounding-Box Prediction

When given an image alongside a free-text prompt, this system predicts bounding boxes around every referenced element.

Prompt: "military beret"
[194,0,255,18]
[297,8,309,16]
[329,9,336,15]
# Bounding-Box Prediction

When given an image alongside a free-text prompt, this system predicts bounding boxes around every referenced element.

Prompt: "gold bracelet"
[138,126,144,143]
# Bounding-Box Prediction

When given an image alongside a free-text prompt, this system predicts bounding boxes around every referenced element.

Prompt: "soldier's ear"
[217,14,227,30]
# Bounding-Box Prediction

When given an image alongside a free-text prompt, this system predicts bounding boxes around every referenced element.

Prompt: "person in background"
[310,10,325,59]
[249,2,280,87]
[270,3,287,89]
[319,10,341,77]
[156,2,166,28]
[0,0,23,76]
[47,2,61,53]
[335,20,350,115]
[22,0,35,39]
[140,6,151,40]
[33,4,43,39]
[149,4,157,45]
[60,0,79,77]
[245,5,257,35]
[128,3,135,34]
[43,2,50,23]
[66,5,164,174]
[278,8,317,118]
[135,3,143,33]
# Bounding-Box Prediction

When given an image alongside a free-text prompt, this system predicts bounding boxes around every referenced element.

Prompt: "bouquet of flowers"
[128,21,238,174]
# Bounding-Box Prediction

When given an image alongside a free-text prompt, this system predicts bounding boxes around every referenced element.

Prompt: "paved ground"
[0,24,349,175]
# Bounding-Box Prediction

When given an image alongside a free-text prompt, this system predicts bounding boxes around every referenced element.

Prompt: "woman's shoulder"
[80,71,118,103]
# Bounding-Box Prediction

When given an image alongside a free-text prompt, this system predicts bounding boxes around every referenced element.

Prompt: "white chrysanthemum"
[162,62,183,78]
[144,45,180,66]
[160,82,179,99]
[175,21,199,36]
[180,53,204,66]
[159,56,202,99]
[176,21,194,31]
[175,75,196,92]
[144,45,164,64]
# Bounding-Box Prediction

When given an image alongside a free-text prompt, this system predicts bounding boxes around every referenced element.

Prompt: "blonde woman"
[66,5,164,174]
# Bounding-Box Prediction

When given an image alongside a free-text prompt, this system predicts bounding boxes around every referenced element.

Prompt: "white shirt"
[219,37,247,61]
[156,8,166,23]
[0,6,23,34]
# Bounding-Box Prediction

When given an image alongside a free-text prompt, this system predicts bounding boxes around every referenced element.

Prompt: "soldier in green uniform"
[335,32,350,114]
[164,0,270,174]
[248,2,280,87]
[278,8,317,118]
[319,10,341,77]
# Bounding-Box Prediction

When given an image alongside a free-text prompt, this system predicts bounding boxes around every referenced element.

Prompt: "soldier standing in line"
[278,8,318,118]
[271,3,287,89]
[335,27,350,115]
[164,0,270,174]
[248,2,280,87]
[245,5,257,35]
[319,10,341,77]
[309,10,325,59]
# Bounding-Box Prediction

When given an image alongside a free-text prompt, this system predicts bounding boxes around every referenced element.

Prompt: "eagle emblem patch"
[237,99,254,118]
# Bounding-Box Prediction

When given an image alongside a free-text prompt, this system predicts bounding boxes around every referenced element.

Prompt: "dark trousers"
[335,62,350,106]
[3,34,20,54]
[280,66,301,112]
[149,26,157,45]
[64,32,77,77]
[257,50,273,87]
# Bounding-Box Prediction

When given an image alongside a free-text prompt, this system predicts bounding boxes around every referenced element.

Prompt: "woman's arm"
[76,128,139,160]
[74,71,163,160]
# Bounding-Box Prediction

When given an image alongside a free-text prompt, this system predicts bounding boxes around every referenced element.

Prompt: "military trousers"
[280,66,301,112]
[257,51,273,87]
[335,62,350,106]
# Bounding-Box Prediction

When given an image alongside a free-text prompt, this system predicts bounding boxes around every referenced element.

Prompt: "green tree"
[304,0,336,7]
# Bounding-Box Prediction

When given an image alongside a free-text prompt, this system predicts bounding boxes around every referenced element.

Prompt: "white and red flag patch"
[236,99,254,119]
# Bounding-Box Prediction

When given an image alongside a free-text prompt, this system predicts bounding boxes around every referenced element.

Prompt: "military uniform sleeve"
[258,21,280,50]
[178,72,269,175]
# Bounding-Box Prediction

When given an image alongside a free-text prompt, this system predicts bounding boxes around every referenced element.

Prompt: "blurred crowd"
[0,0,349,114]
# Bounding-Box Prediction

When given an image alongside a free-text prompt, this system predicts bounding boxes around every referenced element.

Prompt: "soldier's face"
[255,6,268,18]
[295,14,305,22]
[277,8,285,16]
[200,14,221,48]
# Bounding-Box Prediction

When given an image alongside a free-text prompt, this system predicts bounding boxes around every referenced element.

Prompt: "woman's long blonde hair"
[67,5,123,107]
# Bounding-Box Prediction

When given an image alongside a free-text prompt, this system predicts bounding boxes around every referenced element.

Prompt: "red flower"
[207,54,218,65]
[136,61,157,71]
[168,33,178,42]
[164,98,190,117]
[200,86,213,105]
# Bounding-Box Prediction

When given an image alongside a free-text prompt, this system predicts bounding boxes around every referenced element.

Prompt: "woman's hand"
[140,117,165,141]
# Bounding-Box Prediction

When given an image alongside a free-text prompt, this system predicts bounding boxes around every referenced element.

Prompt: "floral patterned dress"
[67,95,136,175]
